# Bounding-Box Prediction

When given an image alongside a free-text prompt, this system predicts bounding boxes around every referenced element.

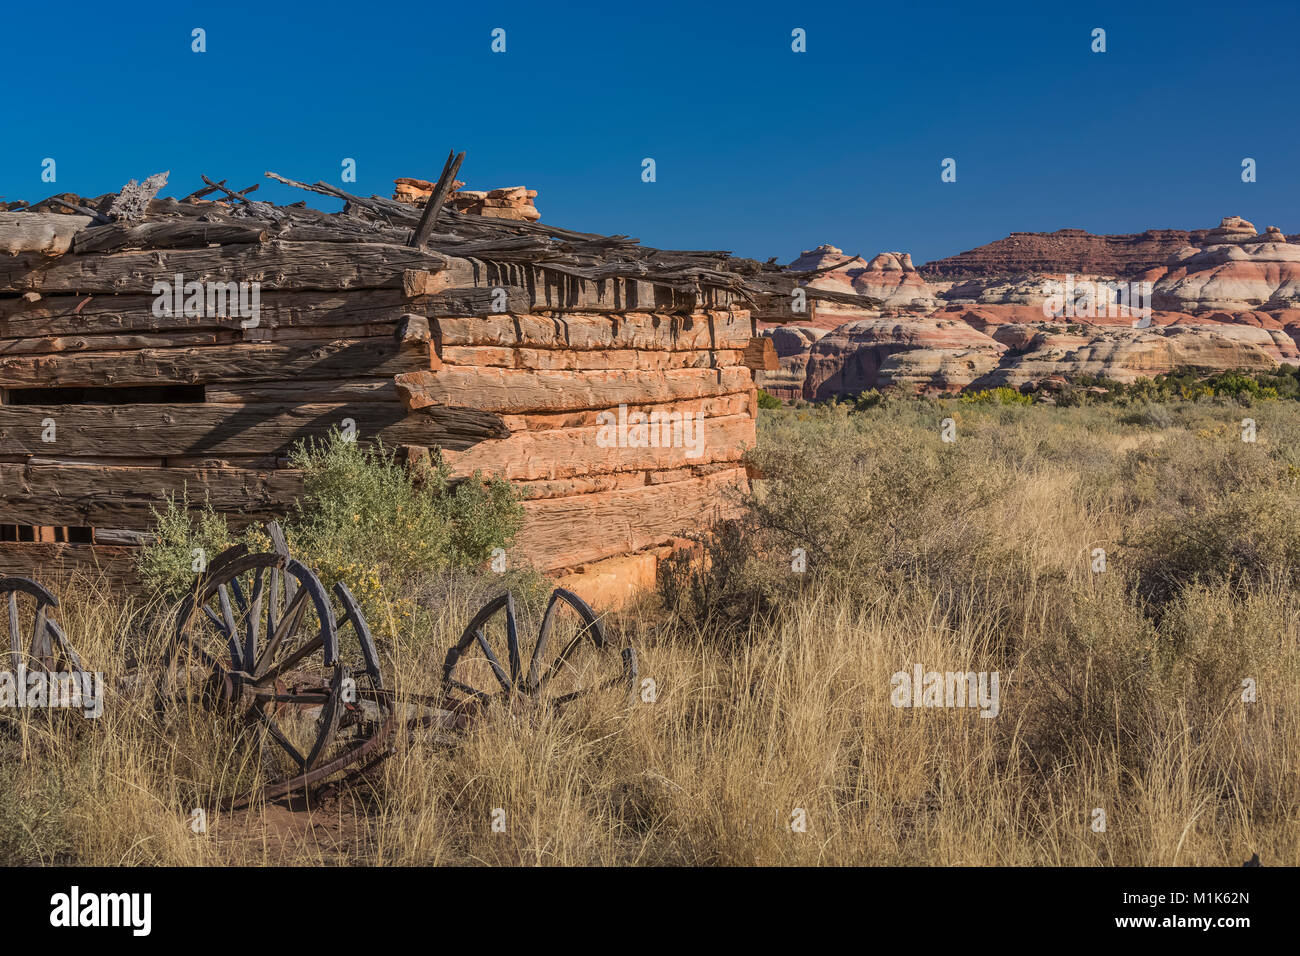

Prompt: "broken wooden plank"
[409,150,465,249]
[107,172,169,221]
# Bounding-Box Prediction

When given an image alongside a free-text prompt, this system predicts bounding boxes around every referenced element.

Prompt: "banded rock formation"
[788,244,938,313]
[763,216,1300,399]
[1149,219,1300,312]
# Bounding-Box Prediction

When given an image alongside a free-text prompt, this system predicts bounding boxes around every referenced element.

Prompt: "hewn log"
[438,345,745,371]
[0,338,428,388]
[0,240,449,293]
[73,221,269,254]
[205,379,399,404]
[414,260,744,314]
[409,286,537,316]
[0,462,303,529]
[512,467,749,571]
[498,392,754,432]
[395,366,753,414]
[0,330,230,355]
[0,289,411,339]
[430,310,750,351]
[0,402,507,457]
[0,543,140,590]
[515,472,649,500]
[443,413,755,481]
[743,335,779,371]
[0,212,93,255]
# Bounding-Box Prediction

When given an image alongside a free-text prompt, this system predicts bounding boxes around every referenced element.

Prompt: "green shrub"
[285,432,522,596]
[959,386,1032,406]
[1128,486,1300,607]
[756,388,783,409]
[136,491,268,602]
[853,388,888,411]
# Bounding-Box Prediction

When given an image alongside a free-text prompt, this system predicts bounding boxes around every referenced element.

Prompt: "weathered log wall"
[0,207,758,587]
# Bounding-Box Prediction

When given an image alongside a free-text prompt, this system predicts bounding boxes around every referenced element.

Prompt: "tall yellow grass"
[2,398,1297,865]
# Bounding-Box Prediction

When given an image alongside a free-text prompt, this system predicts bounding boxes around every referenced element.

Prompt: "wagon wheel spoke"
[549,654,639,706]
[253,586,310,680]
[251,703,307,771]
[504,596,522,686]
[305,667,348,770]
[200,604,239,673]
[243,567,265,676]
[475,629,514,694]
[217,584,242,670]
[539,630,591,686]
[46,620,86,674]
[30,602,51,670]
[7,592,20,675]
[444,677,494,702]
[253,631,325,687]
[228,576,248,615]
[267,566,282,644]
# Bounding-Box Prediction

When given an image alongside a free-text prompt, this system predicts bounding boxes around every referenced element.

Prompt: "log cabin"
[0,164,840,603]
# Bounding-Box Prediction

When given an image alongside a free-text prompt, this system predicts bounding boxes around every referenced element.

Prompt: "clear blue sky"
[3,0,1295,265]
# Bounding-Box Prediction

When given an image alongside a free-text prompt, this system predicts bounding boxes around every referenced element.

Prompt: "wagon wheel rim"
[443,588,636,710]
[0,576,94,713]
[161,549,389,807]
[528,588,636,705]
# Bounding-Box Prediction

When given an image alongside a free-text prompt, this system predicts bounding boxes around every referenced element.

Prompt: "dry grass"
[3,397,1298,865]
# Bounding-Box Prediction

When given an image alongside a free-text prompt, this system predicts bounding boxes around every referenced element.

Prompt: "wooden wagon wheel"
[442,588,637,709]
[160,545,393,808]
[0,576,94,710]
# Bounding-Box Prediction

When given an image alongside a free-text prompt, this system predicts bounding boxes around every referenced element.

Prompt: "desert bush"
[1129,486,1300,607]
[756,388,783,409]
[1119,402,1177,429]
[286,432,523,596]
[853,388,888,410]
[136,492,269,601]
[960,386,1032,406]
